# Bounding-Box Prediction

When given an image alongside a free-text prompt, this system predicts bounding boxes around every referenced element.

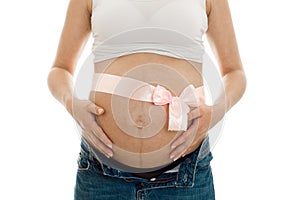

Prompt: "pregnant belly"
[88,53,203,169]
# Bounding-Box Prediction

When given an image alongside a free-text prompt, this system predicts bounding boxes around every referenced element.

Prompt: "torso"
[89,53,203,168]
[87,0,210,169]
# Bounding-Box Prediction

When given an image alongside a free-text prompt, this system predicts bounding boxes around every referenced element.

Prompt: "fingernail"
[105,154,112,158]
[107,144,113,149]
[171,145,176,149]
[173,157,179,162]
[105,152,113,158]
[170,154,175,160]
[98,108,104,114]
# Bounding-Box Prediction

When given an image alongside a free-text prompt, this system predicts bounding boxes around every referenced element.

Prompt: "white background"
[0,0,300,199]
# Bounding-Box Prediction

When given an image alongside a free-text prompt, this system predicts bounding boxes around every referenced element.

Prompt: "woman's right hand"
[70,97,113,158]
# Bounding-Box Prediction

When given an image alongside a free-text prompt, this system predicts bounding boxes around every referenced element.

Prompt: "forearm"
[221,69,246,111]
[209,69,246,129]
[213,69,246,119]
[47,67,74,115]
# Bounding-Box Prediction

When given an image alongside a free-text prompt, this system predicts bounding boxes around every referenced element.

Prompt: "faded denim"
[74,137,215,200]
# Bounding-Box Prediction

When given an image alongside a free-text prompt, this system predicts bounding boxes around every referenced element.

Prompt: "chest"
[91,0,207,41]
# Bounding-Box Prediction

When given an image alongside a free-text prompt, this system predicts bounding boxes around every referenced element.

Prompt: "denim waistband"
[80,136,212,186]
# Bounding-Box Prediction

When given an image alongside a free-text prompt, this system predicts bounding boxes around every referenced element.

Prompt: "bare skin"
[48,0,246,161]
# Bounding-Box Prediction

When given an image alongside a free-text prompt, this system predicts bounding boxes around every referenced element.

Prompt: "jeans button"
[150,178,156,181]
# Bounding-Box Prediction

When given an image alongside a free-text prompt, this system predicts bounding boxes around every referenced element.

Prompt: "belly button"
[134,115,150,129]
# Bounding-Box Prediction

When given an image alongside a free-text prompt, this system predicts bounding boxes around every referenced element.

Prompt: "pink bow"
[152,85,205,131]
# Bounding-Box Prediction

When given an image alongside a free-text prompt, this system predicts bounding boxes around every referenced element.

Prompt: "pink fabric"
[91,73,205,131]
[152,85,173,106]
[151,84,204,131]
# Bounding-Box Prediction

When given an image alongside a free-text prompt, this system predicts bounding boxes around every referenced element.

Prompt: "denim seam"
[174,145,201,188]
[138,184,177,192]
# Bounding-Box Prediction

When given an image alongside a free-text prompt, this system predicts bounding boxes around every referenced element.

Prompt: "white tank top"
[91,0,208,63]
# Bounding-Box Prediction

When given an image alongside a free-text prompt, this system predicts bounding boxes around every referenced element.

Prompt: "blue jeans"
[74,137,215,200]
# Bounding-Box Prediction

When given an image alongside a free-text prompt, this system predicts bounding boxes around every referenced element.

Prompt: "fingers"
[170,130,192,150]
[170,144,189,162]
[87,119,113,155]
[87,107,113,148]
[171,119,198,148]
[73,99,113,158]
[86,102,105,116]
[170,123,197,161]
[83,130,113,158]
[188,107,201,121]
[90,122,113,149]
[169,118,204,161]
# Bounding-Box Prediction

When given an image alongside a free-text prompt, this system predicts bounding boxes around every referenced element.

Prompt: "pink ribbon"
[152,85,205,131]
[91,73,205,131]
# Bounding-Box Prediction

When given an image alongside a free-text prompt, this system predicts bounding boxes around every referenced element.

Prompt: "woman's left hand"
[169,103,224,161]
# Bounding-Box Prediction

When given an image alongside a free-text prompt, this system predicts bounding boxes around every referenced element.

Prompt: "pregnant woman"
[47,0,246,199]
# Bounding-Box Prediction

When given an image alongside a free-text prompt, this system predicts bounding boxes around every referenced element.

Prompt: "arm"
[47,0,113,157]
[206,0,247,112]
[170,0,246,160]
[48,0,91,114]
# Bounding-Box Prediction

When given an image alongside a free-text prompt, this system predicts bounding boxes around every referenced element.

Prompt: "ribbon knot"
[152,85,205,131]
[152,85,173,105]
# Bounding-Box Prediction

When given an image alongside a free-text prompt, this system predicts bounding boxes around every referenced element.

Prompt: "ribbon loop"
[152,84,205,131]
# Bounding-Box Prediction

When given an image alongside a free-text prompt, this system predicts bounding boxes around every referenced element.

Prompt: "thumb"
[86,102,105,115]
